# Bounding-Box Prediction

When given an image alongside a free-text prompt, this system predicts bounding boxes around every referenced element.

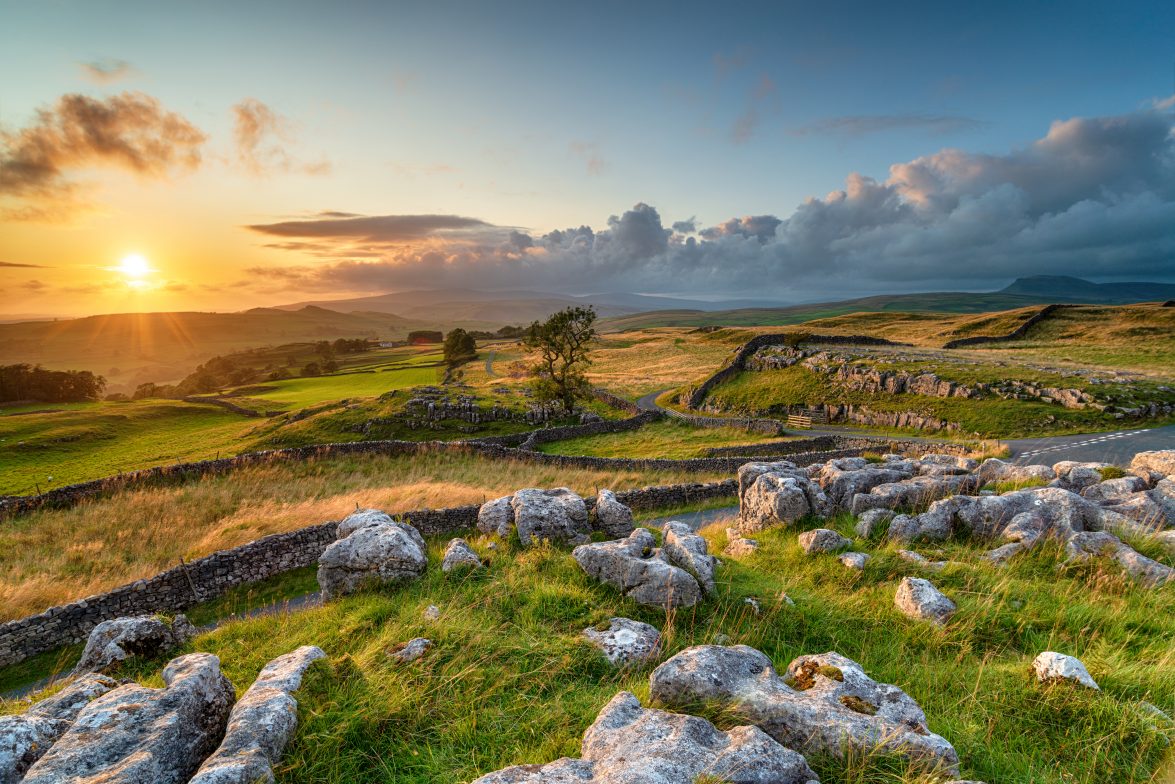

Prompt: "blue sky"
[1,0,1173,313]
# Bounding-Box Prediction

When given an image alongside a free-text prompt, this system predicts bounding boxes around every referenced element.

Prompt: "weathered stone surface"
[316,519,426,600]
[1032,652,1099,689]
[388,638,432,664]
[819,464,913,509]
[1080,476,1148,503]
[855,508,894,538]
[471,690,817,784]
[22,653,235,784]
[895,577,956,625]
[189,646,326,784]
[477,495,515,536]
[651,645,959,775]
[73,614,197,675]
[0,674,120,784]
[442,538,483,572]
[917,453,979,474]
[572,529,702,609]
[982,541,1027,565]
[336,508,394,539]
[1064,531,1174,586]
[897,549,947,571]
[582,618,661,667]
[660,521,717,595]
[739,472,827,533]
[850,474,981,515]
[1130,450,1175,482]
[511,488,592,546]
[977,458,1055,484]
[838,552,869,570]
[592,490,634,539]
[724,527,759,556]
[797,528,852,554]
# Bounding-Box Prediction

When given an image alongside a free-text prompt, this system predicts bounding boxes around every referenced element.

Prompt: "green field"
[5,512,1170,783]
[536,418,799,459]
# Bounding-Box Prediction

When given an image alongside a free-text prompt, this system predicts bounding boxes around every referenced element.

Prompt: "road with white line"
[1005,424,1175,466]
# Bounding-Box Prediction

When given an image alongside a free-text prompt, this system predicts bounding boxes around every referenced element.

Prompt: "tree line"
[0,364,107,403]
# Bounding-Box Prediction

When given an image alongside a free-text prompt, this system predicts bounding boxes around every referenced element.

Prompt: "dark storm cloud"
[249,103,1175,297]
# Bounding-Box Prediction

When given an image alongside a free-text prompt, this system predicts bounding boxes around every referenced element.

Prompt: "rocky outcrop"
[72,614,197,675]
[976,458,1055,484]
[471,690,817,784]
[477,495,514,536]
[895,577,956,625]
[572,529,704,609]
[442,538,483,572]
[797,528,852,554]
[22,653,235,784]
[1130,450,1175,483]
[737,461,829,532]
[316,518,427,600]
[478,488,592,546]
[592,489,634,539]
[1063,532,1173,586]
[582,618,661,667]
[189,645,326,784]
[659,521,717,595]
[0,673,120,784]
[1032,652,1098,689]
[724,527,760,556]
[651,645,959,775]
[335,508,395,539]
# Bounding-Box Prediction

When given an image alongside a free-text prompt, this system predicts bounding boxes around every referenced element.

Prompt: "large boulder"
[817,461,913,509]
[510,488,592,546]
[1130,450,1175,483]
[977,458,1055,484]
[73,614,197,675]
[477,495,515,537]
[739,468,829,533]
[582,618,661,668]
[0,673,120,784]
[895,577,956,625]
[572,529,703,609]
[1081,476,1148,503]
[316,519,427,600]
[660,521,717,595]
[592,489,635,539]
[917,454,979,475]
[797,528,852,554]
[189,646,326,784]
[849,474,981,515]
[470,691,817,784]
[335,508,394,539]
[651,645,959,776]
[22,653,235,784]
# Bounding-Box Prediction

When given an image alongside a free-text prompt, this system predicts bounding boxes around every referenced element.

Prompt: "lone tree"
[524,306,597,414]
[443,328,477,364]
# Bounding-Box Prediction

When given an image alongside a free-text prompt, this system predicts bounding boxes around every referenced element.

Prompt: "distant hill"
[999,275,1175,303]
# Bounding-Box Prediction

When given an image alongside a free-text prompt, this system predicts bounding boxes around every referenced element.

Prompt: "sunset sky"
[2,0,1174,318]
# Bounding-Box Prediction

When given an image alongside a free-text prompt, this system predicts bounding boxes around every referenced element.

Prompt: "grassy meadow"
[5,511,1171,783]
[0,450,728,621]
[535,418,801,459]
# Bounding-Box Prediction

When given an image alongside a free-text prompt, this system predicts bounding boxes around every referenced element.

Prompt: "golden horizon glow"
[117,254,152,278]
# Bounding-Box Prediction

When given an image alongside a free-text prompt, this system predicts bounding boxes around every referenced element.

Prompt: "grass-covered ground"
[5,511,1171,783]
[536,418,803,459]
[0,451,728,621]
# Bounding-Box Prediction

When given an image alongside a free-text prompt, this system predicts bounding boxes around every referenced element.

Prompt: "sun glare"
[118,254,151,278]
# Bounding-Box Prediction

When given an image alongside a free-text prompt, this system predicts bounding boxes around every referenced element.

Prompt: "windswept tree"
[443,328,477,364]
[524,306,597,414]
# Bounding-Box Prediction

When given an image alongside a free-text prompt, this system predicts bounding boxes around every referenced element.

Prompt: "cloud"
[569,141,605,175]
[22,280,47,292]
[0,91,206,220]
[672,217,698,234]
[249,102,1175,298]
[232,98,329,176]
[791,114,988,137]
[80,58,136,84]
[731,74,779,144]
[0,260,45,268]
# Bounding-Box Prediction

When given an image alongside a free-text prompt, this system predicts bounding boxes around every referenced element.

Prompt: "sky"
[1,0,1174,318]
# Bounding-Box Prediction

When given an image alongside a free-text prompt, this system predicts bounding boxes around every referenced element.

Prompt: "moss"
[839,695,879,715]
[1099,465,1127,480]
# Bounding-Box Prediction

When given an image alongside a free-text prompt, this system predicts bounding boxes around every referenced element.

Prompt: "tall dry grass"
[0,452,726,621]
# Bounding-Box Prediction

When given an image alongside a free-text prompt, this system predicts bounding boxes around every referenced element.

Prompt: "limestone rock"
[739,472,826,533]
[471,690,817,784]
[895,577,956,625]
[855,508,894,538]
[1064,531,1173,586]
[819,464,913,509]
[651,645,959,775]
[1032,652,1099,689]
[797,528,852,554]
[73,614,197,675]
[572,529,702,609]
[442,538,483,572]
[849,474,981,515]
[388,638,432,664]
[593,489,634,539]
[0,673,120,784]
[897,550,947,571]
[582,618,660,667]
[1081,476,1148,503]
[838,552,869,570]
[1130,450,1175,483]
[660,521,717,595]
[477,495,515,536]
[336,508,394,539]
[977,458,1055,484]
[316,519,427,600]
[423,604,441,621]
[189,646,326,784]
[22,653,235,784]
[511,488,591,546]
[918,453,979,474]
[724,527,759,556]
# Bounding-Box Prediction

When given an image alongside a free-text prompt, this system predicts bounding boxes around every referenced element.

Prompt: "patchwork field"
[535,418,799,459]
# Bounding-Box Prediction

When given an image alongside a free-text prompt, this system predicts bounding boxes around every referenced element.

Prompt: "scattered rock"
[316,519,427,600]
[651,645,959,775]
[388,638,432,664]
[1130,450,1175,483]
[1032,652,1099,689]
[476,495,514,536]
[724,527,759,556]
[441,538,483,572]
[855,508,894,538]
[0,673,120,784]
[838,552,870,570]
[798,528,852,554]
[510,488,592,546]
[593,489,635,539]
[471,690,818,784]
[977,458,1055,484]
[895,577,956,625]
[896,549,947,571]
[1064,531,1174,586]
[189,645,326,784]
[583,618,660,667]
[22,653,235,784]
[423,604,441,621]
[572,529,703,609]
[660,521,717,594]
[73,614,197,675]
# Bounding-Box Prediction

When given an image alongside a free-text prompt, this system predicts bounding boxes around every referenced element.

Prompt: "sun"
[118,254,152,278]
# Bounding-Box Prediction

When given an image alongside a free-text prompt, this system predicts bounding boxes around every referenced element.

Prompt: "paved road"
[636,388,684,417]
[1005,424,1174,466]
[484,350,496,377]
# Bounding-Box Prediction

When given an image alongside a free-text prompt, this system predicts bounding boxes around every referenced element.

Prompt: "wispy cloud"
[0,91,206,221]
[569,141,606,175]
[731,74,780,144]
[790,113,988,137]
[232,98,330,177]
[79,58,136,84]
[0,260,45,268]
